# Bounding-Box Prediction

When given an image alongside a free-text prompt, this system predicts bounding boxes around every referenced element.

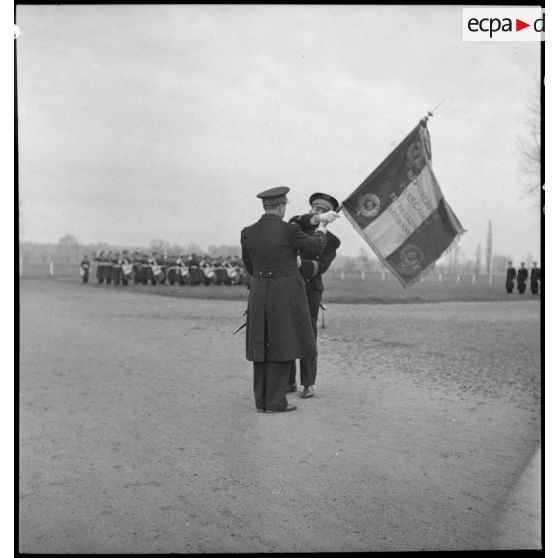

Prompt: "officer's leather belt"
[254,269,298,278]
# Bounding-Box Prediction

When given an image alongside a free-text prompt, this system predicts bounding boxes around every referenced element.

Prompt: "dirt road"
[19,279,541,552]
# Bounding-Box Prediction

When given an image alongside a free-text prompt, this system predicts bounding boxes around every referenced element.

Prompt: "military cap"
[257,186,290,206]
[309,192,339,212]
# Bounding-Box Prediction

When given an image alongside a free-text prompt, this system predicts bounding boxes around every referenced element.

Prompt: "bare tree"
[518,85,542,208]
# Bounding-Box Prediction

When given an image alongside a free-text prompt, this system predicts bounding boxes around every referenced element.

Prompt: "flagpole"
[422,97,447,125]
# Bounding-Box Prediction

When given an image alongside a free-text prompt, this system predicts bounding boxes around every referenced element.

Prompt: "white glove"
[296,255,302,269]
[319,210,340,224]
[316,222,328,234]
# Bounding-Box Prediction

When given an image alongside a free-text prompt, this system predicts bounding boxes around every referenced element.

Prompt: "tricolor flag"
[341,120,465,287]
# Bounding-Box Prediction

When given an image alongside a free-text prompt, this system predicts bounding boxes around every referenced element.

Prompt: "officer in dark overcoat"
[517,262,528,294]
[505,261,516,293]
[287,192,341,398]
[530,262,540,295]
[241,186,328,413]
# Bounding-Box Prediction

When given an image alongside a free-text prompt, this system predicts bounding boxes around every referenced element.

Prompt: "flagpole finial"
[423,98,447,125]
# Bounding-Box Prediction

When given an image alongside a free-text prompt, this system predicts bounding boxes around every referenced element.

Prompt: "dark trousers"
[531,281,539,294]
[289,283,321,387]
[253,361,291,411]
[112,266,121,285]
[518,281,527,294]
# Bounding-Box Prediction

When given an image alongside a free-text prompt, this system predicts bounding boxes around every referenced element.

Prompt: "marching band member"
[80,254,91,284]
[121,250,133,286]
[140,253,151,285]
[111,252,122,285]
[94,251,105,284]
[188,253,203,286]
[166,254,179,285]
[177,254,190,285]
[149,252,162,285]
[105,251,113,284]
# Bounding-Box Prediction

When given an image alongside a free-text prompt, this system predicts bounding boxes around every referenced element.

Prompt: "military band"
[88,249,250,287]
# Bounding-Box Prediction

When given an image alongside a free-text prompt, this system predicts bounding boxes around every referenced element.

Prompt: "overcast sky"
[16,4,541,262]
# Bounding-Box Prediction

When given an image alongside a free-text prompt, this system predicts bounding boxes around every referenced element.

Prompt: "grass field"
[20,262,540,304]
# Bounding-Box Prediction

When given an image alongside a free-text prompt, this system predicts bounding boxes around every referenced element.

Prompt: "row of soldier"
[505,261,542,294]
[79,251,249,286]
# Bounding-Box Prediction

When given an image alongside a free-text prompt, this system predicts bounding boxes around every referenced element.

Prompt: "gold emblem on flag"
[400,244,424,270]
[357,193,381,218]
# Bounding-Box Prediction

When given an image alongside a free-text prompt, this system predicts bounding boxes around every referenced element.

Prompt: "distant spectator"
[530,262,541,295]
[517,262,528,294]
[505,261,516,294]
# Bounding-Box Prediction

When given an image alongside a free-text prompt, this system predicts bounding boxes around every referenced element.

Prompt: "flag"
[341,120,465,287]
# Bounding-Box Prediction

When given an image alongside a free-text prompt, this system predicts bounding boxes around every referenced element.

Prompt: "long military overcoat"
[241,213,325,362]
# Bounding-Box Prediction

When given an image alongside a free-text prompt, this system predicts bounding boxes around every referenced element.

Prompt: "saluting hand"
[319,210,340,224]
